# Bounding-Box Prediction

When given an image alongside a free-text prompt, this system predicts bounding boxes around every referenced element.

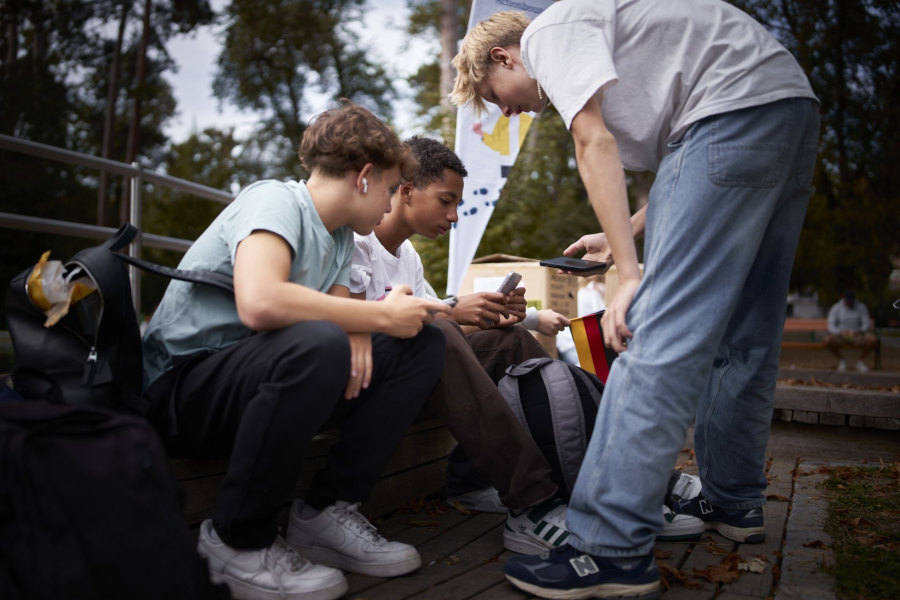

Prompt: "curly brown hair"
[298,100,417,180]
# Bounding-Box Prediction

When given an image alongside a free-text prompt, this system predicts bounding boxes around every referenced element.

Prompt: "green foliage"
[405,0,469,141]
[212,0,400,178]
[731,0,900,321]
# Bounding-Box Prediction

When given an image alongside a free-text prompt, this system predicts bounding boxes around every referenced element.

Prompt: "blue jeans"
[567,98,820,556]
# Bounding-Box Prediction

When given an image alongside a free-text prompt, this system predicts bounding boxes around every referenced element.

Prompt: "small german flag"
[570,310,618,383]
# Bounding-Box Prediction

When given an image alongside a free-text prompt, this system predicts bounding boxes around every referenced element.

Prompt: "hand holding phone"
[539,256,609,274]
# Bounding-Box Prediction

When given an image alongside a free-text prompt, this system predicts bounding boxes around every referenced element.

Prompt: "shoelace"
[330,502,386,543]
[264,537,311,599]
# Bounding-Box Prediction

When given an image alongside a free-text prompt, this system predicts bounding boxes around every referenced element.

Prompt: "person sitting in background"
[825,289,878,372]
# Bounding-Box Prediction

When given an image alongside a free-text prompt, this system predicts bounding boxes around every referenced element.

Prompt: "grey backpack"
[498,357,605,499]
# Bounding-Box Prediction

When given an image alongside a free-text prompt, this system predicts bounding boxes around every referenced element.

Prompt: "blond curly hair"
[450,11,531,116]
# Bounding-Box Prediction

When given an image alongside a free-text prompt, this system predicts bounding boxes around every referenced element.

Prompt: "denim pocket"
[708,142,783,188]
[705,104,791,188]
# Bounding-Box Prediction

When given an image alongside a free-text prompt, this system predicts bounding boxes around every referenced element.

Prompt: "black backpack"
[498,357,605,500]
[0,399,230,600]
[1,225,233,599]
[5,222,232,411]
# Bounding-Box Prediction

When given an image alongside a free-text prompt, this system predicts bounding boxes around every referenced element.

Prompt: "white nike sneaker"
[197,519,347,600]
[286,500,421,577]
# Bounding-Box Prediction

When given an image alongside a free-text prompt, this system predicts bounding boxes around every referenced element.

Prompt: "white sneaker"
[286,500,421,577]
[197,519,347,600]
[503,497,570,554]
[657,506,705,541]
[446,486,507,513]
[837,359,847,371]
[855,360,869,372]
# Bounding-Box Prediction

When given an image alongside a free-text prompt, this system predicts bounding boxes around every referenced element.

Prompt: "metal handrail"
[0,134,233,204]
[0,133,235,313]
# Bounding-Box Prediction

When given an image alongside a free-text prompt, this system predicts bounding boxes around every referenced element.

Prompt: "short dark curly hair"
[405,136,467,189]
[299,100,417,181]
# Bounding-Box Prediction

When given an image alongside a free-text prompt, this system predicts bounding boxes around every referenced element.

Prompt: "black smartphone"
[539,256,609,274]
[496,271,523,294]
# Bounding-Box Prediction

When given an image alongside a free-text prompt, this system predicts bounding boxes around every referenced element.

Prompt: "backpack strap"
[115,254,234,293]
[102,223,139,252]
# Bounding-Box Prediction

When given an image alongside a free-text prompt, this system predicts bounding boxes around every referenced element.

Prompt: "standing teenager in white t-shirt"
[451,1,820,597]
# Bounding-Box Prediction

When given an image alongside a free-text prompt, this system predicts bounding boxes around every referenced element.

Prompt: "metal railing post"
[128,162,144,316]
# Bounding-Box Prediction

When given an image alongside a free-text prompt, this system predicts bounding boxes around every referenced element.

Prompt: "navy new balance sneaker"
[504,544,660,600]
[671,493,765,543]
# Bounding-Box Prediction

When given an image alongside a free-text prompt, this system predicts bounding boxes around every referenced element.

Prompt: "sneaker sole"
[503,529,561,555]
[446,496,508,514]
[656,529,704,542]
[505,574,660,600]
[716,522,766,544]
[209,570,348,600]
[288,543,422,577]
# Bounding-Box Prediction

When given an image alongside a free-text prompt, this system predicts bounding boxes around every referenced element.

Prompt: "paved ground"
[344,369,900,600]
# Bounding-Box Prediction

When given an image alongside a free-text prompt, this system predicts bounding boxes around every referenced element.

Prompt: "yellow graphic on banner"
[480,114,534,156]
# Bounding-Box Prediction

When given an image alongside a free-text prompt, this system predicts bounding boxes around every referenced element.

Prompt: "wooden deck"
[329,418,900,600]
[336,451,793,600]
[172,376,900,600]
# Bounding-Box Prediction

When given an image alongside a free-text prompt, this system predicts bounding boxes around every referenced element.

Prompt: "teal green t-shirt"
[142,179,354,389]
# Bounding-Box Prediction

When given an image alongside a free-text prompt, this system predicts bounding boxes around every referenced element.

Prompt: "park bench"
[782,317,881,370]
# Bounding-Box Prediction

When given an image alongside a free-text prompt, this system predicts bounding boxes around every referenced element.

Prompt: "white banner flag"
[447,0,553,295]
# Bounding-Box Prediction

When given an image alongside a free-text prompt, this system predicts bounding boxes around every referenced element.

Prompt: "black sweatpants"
[146,321,445,549]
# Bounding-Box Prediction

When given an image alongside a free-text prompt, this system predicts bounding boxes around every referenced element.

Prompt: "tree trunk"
[439,0,457,144]
[98,1,130,226]
[121,0,151,224]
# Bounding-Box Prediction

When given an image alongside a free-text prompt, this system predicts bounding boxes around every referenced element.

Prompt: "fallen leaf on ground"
[658,561,701,590]
[705,537,730,555]
[451,501,472,515]
[408,519,441,528]
[737,557,768,573]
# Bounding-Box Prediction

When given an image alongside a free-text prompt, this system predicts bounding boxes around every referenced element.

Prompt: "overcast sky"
[163,0,432,142]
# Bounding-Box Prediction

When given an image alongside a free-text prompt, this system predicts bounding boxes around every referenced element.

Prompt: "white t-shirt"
[521,0,818,171]
[349,232,431,300]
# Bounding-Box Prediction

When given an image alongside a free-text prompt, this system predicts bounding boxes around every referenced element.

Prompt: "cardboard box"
[457,254,580,357]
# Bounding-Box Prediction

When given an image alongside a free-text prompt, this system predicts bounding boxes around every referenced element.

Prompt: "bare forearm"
[237,281,389,333]
[576,137,640,281]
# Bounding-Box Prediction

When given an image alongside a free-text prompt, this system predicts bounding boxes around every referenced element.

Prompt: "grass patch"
[819,462,900,600]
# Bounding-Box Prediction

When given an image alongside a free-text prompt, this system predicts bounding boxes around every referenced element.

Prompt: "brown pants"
[422,319,558,511]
